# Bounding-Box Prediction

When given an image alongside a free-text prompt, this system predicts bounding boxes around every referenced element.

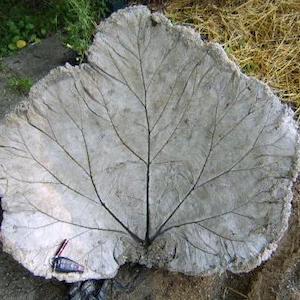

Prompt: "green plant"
[7,76,33,95]
[0,1,61,57]
[0,0,110,60]
[63,0,110,61]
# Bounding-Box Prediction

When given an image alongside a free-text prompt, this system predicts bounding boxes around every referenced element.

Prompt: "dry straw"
[163,0,300,116]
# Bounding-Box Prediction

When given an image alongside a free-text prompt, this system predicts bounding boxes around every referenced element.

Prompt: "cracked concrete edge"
[4,64,74,121]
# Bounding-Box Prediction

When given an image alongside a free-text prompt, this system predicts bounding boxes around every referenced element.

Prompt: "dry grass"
[163,0,300,115]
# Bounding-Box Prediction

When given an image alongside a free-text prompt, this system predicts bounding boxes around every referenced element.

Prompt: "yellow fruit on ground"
[16,40,27,49]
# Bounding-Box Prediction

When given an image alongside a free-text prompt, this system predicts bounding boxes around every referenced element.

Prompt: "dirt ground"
[0,35,299,300]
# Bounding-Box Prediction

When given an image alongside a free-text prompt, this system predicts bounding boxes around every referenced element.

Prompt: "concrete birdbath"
[0,6,299,283]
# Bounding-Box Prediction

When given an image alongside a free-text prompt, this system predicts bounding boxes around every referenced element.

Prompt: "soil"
[0,34,299,300]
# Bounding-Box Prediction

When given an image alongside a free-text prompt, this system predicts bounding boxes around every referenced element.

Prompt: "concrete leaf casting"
[0,6,299,282]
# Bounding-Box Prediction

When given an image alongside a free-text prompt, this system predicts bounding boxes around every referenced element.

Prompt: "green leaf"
[12,36,21,43]
[40,28,47,36]
[18,20,25,27]
[26,23,35,30]
[8,43,17,50]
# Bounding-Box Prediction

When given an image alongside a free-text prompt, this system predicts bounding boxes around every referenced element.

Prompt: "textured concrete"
[0,6,299,283]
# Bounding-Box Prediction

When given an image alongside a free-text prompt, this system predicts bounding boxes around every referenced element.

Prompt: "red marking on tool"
[54,239,68,257]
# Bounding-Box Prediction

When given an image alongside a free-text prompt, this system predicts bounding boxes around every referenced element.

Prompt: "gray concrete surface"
[0,6,299,285]
[4,35,77,81]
